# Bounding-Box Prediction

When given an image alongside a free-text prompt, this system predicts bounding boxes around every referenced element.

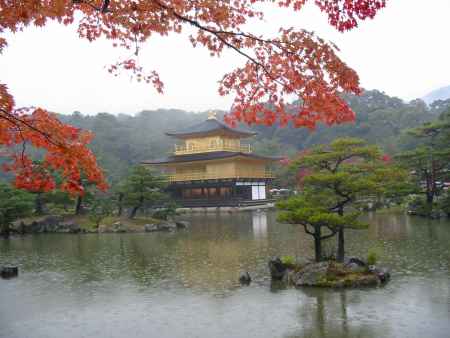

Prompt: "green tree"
[278,138,407,262]
[439,192,450,217]
[73,176,99,215]
[396,109,450,212]
[278,195,364,262]
[123,166,167,219]
[0,182,34,238]
[89,196,114,229]
[44,189,73,213]
[151,201,179,221]
[112,181,126,217]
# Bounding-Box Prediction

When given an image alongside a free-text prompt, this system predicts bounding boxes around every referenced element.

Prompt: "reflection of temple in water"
[252,211,268,238]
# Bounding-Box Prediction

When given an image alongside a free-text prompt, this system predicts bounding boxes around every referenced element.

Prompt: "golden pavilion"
[143,112,279,207]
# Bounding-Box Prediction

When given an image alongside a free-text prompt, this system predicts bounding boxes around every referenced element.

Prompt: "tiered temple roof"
[165,115,256,139]
[143,113,279,165]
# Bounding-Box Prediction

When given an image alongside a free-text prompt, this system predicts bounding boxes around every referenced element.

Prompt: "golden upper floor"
[174,136,251,155]
[166,158,274,182]
[142,114,280,182]
[165,112,256,156]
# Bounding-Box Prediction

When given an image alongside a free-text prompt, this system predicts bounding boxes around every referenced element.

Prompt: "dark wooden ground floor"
[167,178,273,207]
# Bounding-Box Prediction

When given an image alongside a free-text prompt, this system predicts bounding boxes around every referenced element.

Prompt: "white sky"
[1,0,449,115]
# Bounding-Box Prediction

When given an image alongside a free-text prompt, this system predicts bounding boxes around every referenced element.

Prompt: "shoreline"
[176,202,275,213]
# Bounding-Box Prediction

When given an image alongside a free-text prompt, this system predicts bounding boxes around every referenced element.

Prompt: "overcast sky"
[1,0,449,115]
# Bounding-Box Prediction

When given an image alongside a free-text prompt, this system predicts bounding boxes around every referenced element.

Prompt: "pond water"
[1,211,449,338]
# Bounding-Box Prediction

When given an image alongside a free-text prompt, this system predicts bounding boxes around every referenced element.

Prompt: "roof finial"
[207,110,217,120]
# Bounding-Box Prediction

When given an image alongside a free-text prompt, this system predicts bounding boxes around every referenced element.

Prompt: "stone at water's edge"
[345,262,367,273]
[344,257,367,267]
[175,221,190,229]
[158,222,177,231]
[12,216,190,234]
[343,256,369,273]
[58,221,82,233]
[1,266,18,279]
[14,216,82,234]
[268,257,287,280]
[369,265,391,283]
[239,271,252,285]
[144,223,159,232]
[112,222,127,233]
[144,222,177,232]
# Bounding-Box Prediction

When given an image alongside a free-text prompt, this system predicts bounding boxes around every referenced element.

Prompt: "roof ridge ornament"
[207,110,217,120]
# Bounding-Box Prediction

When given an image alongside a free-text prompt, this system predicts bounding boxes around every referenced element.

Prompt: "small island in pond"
[268,256,390,288]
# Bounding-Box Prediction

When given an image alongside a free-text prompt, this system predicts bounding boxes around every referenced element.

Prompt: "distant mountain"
[422,85,450,104]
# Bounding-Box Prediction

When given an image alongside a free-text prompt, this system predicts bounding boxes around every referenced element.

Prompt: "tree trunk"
[336,207,345,262]
[337,228,345,262]
[1,223,10,239]
[129,196,144,219]
[425,170,435,209]
[314,235,322,262]
[35,192,44,215]
[426,192,434,205]
[75,196,83,215]
[129,205,140,219]
[313,225,323,262]
[117,192,124,217]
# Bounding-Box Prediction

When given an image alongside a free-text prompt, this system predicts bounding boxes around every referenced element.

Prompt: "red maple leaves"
[73,0,385,129]
[219,28,361,130]
[314,0,387,31]
[0,85,107,195]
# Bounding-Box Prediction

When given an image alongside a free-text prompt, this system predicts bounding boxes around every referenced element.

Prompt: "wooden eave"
[165,118,256,139]
[142,152,281,167]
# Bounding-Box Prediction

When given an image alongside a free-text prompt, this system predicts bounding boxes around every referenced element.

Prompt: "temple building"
[143,112,279,208]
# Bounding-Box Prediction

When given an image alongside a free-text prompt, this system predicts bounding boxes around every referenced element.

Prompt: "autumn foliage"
[0,0,386,193]
[0,85,107,195]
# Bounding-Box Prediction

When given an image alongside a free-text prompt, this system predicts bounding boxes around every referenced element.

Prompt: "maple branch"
[72,0,110,13]
[0,108,64,148]
[72,0,100,11]
[154,1,263,64]
[21,141,27,162]
[150,0,291,89]
[74,0,302,98]
[14,123,28,163]
[101,0,110,13]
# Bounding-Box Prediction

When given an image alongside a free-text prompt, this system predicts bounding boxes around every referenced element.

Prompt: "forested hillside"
[58,90,450,184]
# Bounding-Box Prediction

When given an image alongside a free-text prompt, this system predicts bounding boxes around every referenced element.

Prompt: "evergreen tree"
[89,196,114,229]
[0,182,34,238]
[396,108,450,212]
[278,195,364,262]
[123,166,167,219]
[278,138,407,262]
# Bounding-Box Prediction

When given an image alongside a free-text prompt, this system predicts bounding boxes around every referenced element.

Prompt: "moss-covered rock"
[287,260,388,288]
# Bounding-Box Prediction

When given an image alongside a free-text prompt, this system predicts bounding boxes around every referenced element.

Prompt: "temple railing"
[167,170,274,182]
[174,143,251,155]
